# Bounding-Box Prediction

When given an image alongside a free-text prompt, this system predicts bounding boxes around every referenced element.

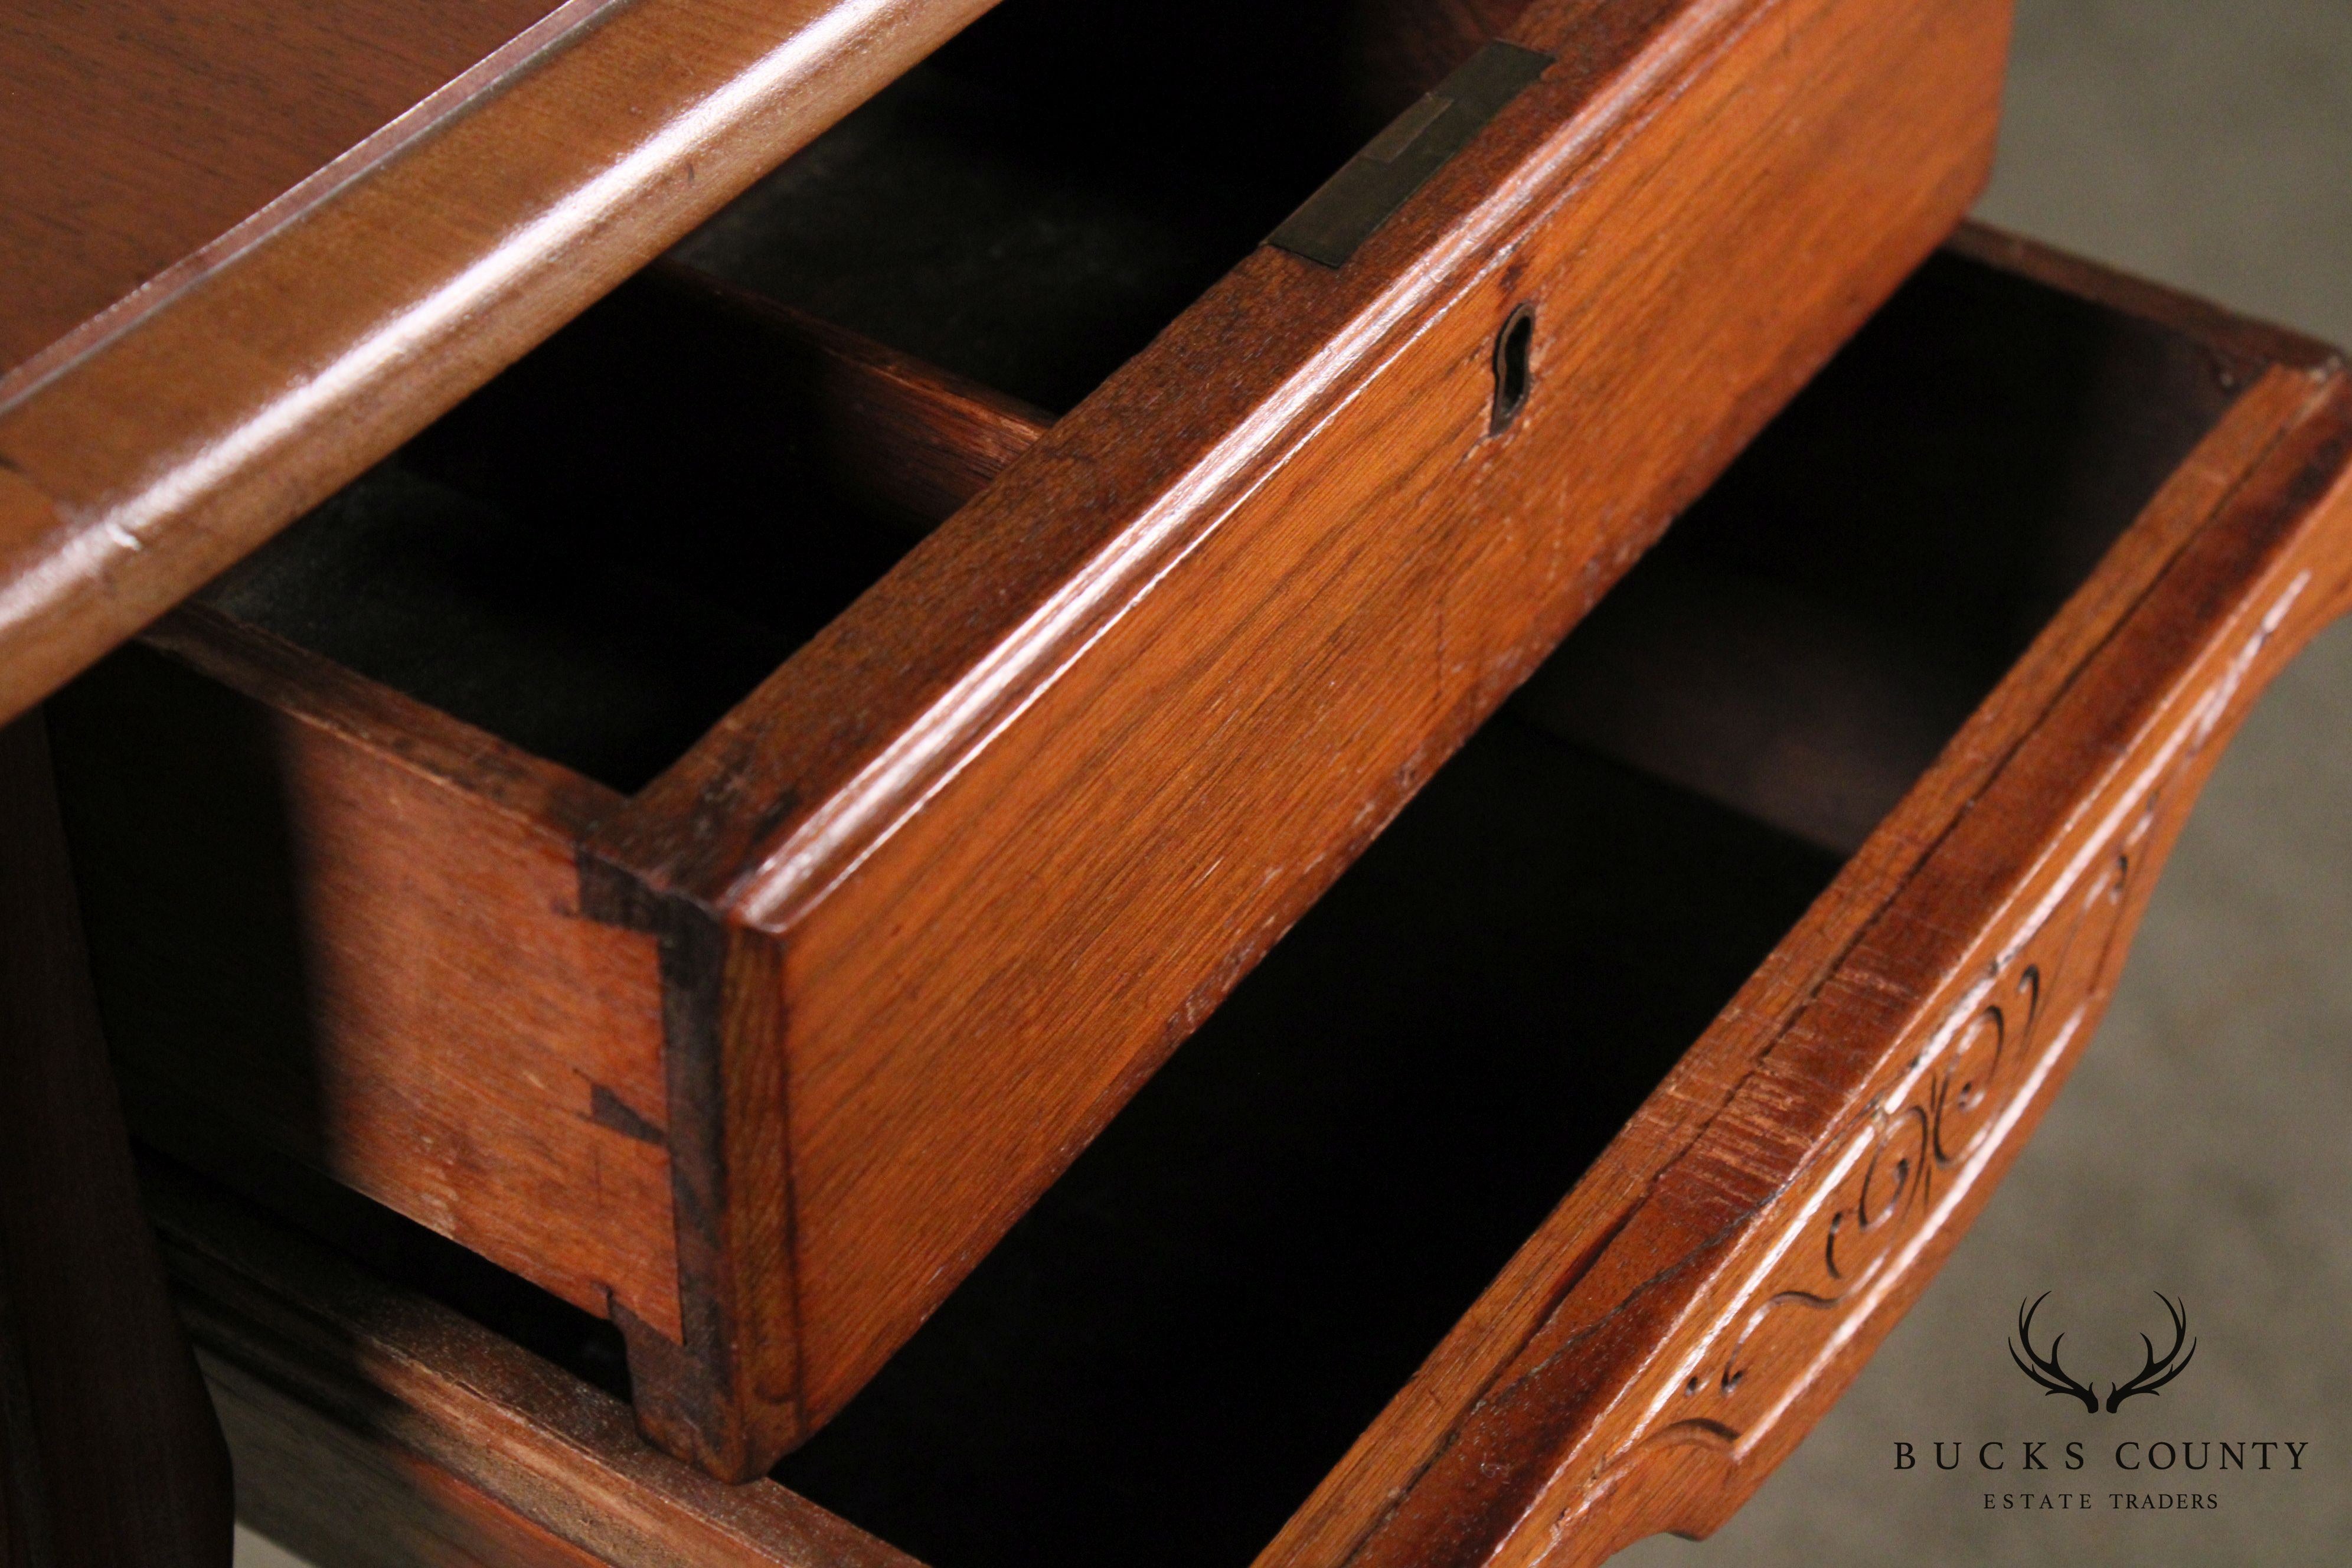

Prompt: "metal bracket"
[1269,41,1553,269]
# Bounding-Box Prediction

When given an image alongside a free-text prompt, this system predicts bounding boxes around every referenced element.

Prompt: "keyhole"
[1491,303,1536,433]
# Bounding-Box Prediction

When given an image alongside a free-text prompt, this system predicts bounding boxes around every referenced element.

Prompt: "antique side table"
[4,3,2348,1566]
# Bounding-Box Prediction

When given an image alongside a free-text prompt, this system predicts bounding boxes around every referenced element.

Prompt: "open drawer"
[41,0,2011,1479]
[145,231,2352,1568]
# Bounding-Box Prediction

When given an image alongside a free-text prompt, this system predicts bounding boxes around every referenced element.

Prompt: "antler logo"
[2008,1293,2198,1414]
[2009,1293,2099,1413]
[2108,1293,2199,1413]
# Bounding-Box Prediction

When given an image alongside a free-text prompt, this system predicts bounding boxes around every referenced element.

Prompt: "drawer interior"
[233,244,2250,1565]
[197,271,1043,793]
[200,462,806,798]
[1517,249,2243,852]
[191,0,1531,795]
[749,257,2241,1568]
[675,0,1524,411]
[775,728,1841,1567]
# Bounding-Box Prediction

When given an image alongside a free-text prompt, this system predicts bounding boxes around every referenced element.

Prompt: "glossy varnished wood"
[1259,236,2352,1568]
[0,0,581,391]
[53,0,2014,1479]
[640,0,2011,1458]
[118,241,2352,1568]
[0,717,232,1568]
[0,0,1000,729]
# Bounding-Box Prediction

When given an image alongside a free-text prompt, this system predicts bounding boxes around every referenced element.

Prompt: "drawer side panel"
[50,641,682,1342]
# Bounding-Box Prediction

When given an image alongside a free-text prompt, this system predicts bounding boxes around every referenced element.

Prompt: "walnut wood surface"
[0,0,1001,730]
[50,0,2013,1480]
[0,717,233,1567]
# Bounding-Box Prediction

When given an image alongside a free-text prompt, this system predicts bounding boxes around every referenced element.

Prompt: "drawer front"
[1265,306,2352,1567]
[727,0,2010,1430]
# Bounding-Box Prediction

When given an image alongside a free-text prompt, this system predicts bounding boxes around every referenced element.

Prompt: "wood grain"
[0,0,583,393]
[95,242,2352,1564]
[50,263,1046,1478]
[688,0,2013,1438]
[0,716,233,1568]
[50,610,685,1342]
[143,1158,917,1568]
[0,0,1002,730]
[53,0,2015,1479]
[1253,241,2347,1568]
[1253,273,2352,1568]
[1511,237,2271,854]
[1551,397,2352,1562]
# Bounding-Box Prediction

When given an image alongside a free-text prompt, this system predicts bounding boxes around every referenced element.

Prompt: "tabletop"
[0,0,990,727]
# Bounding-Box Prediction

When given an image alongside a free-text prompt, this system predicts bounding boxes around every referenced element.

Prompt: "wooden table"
[10,3,2347,1566]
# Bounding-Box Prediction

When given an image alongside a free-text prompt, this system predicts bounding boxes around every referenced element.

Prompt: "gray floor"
[236,4,2352,1564]
[1616,1,2352,1563]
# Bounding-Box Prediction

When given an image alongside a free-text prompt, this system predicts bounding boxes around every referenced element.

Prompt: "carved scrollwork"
[1654,852,2123,1429]
[1687,852,2124,1416]
[1608,569,2315,1475]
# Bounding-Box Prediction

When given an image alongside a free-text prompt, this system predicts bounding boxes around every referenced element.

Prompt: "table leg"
[0,712,232,1567]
